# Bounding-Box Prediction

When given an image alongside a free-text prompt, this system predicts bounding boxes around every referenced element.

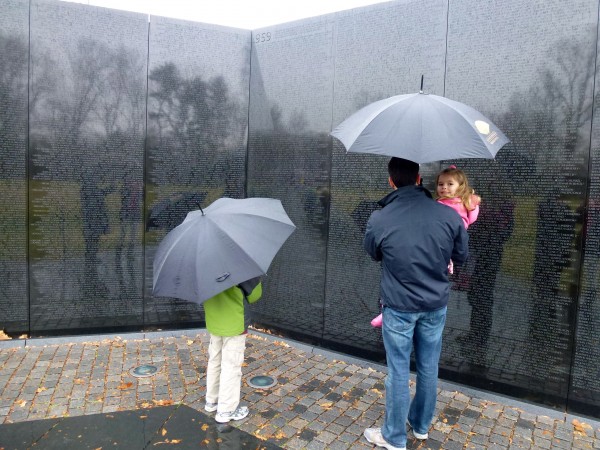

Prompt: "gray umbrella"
[330,87,509,163]
[152,197,296,304]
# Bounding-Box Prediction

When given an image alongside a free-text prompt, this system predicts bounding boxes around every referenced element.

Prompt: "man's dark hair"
[388,157,419,187]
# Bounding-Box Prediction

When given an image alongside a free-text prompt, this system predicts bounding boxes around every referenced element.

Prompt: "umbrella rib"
[196,227,264,292]
[214,212,295,227]
[153,220,200,279]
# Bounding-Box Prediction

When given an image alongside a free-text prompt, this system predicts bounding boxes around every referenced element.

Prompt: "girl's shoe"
[371,313,383,328]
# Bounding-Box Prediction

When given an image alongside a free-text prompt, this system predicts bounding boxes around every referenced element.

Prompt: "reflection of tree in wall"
[31,38,146,306]
[248,104,331,329]
[147,63,245,202]
[0,33,27,308]
[484,36,593,379]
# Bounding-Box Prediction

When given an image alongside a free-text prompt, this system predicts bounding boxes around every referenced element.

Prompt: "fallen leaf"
[201,440,210,445]
[74,379,85,384]
[153,439,182,446]
[140,415,148,419]
[187,340,194,345]
[573,419,592,434]
[319,401,333,409]
[161,428,167,436]
[18,334,28,339]
[141,402,152,408]
[274,430,287,439]
[0,330,11,340]
[36,387,47,393]
[201,424,209,431]
[118,382,133,390]
[18,400,27,407]
[153,399,174,406]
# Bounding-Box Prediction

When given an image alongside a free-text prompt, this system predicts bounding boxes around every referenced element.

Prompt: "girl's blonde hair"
[435,166,479,211]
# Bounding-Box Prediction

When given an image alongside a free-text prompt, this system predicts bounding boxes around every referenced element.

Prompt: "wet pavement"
[0,329,598,449]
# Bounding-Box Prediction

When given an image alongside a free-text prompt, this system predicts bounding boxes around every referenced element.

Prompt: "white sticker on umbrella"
[475,120,490,135]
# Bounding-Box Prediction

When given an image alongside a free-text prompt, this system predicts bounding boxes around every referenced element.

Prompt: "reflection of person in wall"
[116,176,142,298]
[204,277,262,424]
[528,194,575,365]
[362,158,468,450]
[80,168,114,299]
[461,185,514,365]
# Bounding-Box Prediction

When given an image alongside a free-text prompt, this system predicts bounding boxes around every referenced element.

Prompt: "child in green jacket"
[203,277,262,423]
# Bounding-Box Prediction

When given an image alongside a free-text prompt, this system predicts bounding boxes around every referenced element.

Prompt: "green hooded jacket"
[203,281,262,336]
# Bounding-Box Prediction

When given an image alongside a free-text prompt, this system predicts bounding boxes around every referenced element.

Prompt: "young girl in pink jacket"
[435,165,480,231]
[370,165,480,328]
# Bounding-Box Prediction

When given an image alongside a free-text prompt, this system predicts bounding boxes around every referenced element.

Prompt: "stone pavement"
[0,329,599,449]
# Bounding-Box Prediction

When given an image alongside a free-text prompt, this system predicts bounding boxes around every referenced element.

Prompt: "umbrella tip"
[420,75,424,94]
[196,202,205,216]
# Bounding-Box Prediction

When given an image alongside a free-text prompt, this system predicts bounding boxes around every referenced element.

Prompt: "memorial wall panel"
[29,0,148,333]
[324,0,448,358]
[0,0,598,419]
[248,18,335,339]
[0,0,29,333]
[443,0,596,407]
[145,17,250,326]
[570,12,600,416]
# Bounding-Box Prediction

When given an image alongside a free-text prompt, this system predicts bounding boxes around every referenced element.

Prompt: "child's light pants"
[206,333,246,414]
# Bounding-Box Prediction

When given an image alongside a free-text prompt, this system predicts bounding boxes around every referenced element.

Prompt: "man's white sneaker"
[363,428,406,450]
[204,402,218,412]
[412,429,429,440]
[407,421,429,440]
[215,406,249,423]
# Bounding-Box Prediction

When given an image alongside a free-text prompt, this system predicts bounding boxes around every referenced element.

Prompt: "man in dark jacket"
[363,157,468,450]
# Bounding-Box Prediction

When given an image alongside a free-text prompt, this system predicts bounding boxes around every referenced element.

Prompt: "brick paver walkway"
[0,330,598,449]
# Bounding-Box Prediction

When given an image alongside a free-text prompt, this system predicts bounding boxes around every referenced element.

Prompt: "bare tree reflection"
[147,63,246,231]
[30,37,146,311]
[462,36,593,381]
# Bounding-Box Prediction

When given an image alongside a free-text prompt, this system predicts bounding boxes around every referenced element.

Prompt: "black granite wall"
[0,0,29,334]
[0,0,598,418]
[246,0,600,418]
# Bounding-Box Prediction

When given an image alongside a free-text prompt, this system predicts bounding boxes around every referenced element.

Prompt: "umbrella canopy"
[330,91,509,163]
[152,197,296,304]
[146,191,206,231]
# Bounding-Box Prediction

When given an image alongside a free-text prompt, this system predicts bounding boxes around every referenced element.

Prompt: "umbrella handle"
[420,75,424,93]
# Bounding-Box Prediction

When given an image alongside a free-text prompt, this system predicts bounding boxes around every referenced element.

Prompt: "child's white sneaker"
[204,402,218,412]
[215,406,249,423]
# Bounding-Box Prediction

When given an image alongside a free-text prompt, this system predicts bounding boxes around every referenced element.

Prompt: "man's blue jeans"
[381,306,447,448]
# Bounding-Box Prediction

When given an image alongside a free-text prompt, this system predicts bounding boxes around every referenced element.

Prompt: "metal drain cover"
[130,364,159,378]
[247,375,277,389]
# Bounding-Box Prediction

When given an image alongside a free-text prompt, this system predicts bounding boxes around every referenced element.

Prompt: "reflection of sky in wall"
[445,0,598,114]
[331,0,448,125]
[252,16,335,133]
[31,0,148,135]
[150,16,250,103]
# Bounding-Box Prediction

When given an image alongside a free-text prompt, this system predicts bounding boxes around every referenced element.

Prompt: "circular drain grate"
[130,364,159,378]
[247,375,277,389]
